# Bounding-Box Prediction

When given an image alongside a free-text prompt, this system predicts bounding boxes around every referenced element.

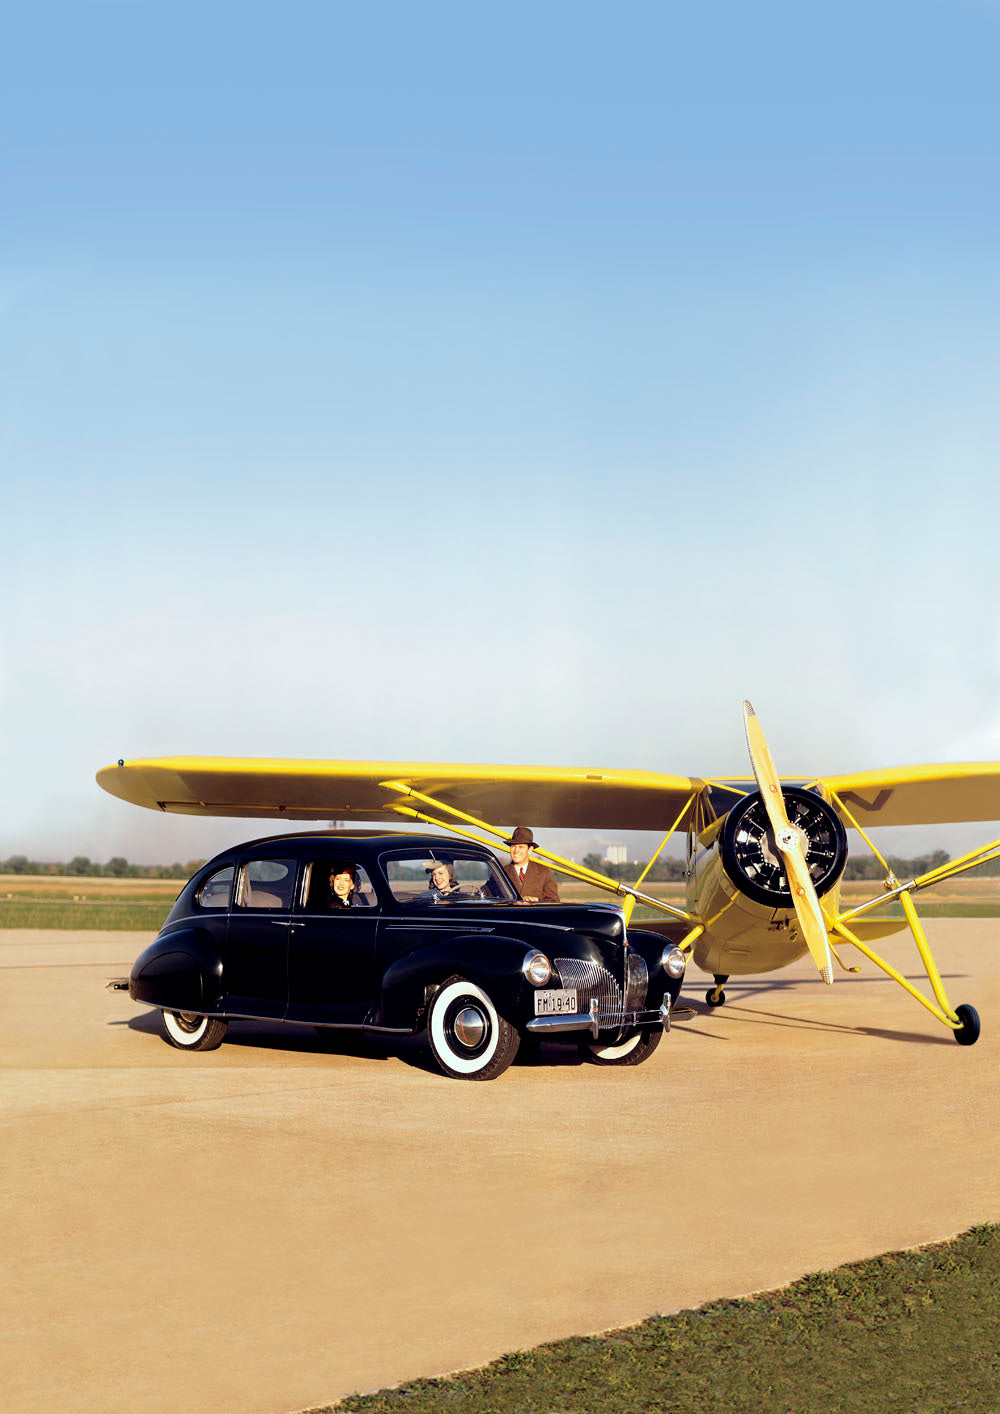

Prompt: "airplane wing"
[96,756,1000,832]
[814,763,1000,827]
[95,756,704,831]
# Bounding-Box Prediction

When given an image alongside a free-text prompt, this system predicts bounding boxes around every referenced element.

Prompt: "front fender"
[130,928,223,1013]
[627,928,687,1007]
[376,934,540,1031]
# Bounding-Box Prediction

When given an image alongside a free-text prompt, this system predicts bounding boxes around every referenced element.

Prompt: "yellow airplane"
[98,701,1000,1045]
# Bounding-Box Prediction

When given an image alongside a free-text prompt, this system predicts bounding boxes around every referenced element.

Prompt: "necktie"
[519,868,525,886]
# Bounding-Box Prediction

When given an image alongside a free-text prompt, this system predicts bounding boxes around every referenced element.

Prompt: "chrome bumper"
[526,998,673,1038]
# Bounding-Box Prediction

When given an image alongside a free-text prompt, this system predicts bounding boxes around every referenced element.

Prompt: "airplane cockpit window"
[196,864,234,909]
[301,860,377,911]
[380,853,517,905]
[237,858,297,910]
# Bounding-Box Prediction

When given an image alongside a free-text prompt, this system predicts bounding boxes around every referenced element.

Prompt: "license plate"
[534,989,578,1016]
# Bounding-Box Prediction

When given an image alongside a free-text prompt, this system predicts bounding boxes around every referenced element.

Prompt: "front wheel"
[162,1010,228,1051]
[427,976,520,1081]
[582,1027,663,1067]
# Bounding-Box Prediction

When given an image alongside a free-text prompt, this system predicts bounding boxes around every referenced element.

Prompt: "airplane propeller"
[742,700,834,985]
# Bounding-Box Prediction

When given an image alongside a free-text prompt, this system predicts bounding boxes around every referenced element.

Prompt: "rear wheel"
[427,976,520,1081]
[162,1010,228,1051]
[582,1027,662,1067]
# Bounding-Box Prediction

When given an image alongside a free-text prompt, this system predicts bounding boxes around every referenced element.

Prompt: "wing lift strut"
[826,791,994,1042]
[377,780,705,952]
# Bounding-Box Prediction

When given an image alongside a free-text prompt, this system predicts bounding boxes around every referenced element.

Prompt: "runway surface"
[3,923,998,1413]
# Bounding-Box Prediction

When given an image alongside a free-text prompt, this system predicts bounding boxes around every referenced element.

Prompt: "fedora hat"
[510,826,538,848]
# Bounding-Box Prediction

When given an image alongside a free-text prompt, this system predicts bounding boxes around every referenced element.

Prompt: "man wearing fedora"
[504,826,560,903]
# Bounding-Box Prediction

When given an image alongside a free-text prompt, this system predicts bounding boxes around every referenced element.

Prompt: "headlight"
[522,952,552,986]
[662,946,686,978]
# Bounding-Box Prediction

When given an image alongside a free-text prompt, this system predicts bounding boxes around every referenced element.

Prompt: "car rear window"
[196,865,234,909]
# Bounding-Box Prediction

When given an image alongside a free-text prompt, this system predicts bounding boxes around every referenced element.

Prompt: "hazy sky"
[3,0,1000,864]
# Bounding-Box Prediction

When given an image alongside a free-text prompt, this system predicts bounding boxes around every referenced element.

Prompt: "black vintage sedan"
[119,831,688,1080]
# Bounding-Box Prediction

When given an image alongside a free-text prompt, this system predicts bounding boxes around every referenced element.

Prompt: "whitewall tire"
[161,1010,228,1051]
[427,977,520,1081]
[583,1027,662,1067]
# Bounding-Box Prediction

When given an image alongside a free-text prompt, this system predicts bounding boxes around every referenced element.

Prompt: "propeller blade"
[742,701,833,985]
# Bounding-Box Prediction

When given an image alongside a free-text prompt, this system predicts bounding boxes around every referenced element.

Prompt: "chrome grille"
[555,958,623,1028]
[624,951,648,1012]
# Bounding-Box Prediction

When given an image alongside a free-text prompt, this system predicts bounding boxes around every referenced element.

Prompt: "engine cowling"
[719,787,847,908]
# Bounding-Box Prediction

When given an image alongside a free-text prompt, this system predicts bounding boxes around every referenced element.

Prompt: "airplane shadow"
[693,972,967,1002]
[678,1002,954,1046]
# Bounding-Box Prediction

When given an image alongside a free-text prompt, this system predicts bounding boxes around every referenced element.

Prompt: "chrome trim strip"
[383,923,495,933]
[152,1007,417,1036]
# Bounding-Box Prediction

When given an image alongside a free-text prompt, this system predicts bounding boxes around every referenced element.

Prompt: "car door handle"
[269,919,303,928]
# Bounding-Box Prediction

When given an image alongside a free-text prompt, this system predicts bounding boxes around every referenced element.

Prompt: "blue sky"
[3,0,1000,863]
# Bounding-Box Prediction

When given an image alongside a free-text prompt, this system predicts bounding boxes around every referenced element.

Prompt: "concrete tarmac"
[2,924,998,1414]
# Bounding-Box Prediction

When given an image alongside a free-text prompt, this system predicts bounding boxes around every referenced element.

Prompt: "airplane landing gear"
[705,975,728,1007]
[952,1004,981,1046]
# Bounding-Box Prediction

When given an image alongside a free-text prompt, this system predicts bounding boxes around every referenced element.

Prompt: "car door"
[223,856,299,1018]
[286,858,380,1025]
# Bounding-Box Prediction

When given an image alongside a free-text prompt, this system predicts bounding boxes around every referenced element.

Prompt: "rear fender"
[130,929,223,1013]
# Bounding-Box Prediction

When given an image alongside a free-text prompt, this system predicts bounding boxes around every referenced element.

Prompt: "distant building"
[604,843,627,865]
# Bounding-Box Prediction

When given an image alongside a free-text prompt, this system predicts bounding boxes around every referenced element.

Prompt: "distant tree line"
[1,855,207,879]
[582,849,1000,882]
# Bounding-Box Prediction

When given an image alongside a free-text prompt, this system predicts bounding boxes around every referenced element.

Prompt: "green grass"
[0,900,173,930]
[311,1226,1000,1413]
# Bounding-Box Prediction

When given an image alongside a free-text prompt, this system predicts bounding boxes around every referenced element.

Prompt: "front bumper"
[526,998,672,1038]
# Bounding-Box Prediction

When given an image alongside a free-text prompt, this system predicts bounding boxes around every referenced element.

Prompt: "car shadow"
[116,1009,596,1072]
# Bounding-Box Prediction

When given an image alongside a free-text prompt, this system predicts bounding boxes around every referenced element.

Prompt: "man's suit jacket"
[504,857,560,903]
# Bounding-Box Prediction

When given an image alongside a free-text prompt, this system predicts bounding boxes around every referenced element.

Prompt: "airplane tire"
[952,1004,981,1046]
[582,1028,662,1066]
[162,1010,228,1051]
[705,988,726,1007]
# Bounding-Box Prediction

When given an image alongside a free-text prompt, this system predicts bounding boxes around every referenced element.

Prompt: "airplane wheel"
[952,1004,981,1046]
[427,976,520,1080]
[162,1010,228,1051]
[582,1028,662,1066]
[705,988,726,1007]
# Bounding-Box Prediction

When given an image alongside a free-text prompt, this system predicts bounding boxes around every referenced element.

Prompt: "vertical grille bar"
[554,958,623,1029]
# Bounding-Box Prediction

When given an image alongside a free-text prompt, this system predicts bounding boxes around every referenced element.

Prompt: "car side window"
[196,865,234,909]
[301,860,378,911]
[381,854,514,903]
[238,858,297,910]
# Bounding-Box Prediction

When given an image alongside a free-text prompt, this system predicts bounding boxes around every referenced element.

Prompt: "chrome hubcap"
[453,1006,487,1048]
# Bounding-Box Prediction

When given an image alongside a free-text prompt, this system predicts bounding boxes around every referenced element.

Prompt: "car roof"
[201,831,501,868]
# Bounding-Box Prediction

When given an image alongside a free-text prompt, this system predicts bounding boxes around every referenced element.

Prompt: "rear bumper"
[526,999,672,1038]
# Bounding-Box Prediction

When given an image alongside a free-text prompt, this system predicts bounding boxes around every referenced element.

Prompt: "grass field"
[4,873,1000,930]
[559,876,1000,921]
[0,874,180,930]
[316,1226,1000,1413]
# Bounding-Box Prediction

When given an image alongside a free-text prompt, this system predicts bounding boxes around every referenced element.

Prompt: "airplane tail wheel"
[705,987,726,1007]
[952,1004,981,1046]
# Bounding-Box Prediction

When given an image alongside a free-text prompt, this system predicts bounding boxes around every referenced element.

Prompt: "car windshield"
[380,851,518,905]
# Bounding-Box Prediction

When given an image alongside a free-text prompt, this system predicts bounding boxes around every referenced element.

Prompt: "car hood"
[410,901,627,944]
